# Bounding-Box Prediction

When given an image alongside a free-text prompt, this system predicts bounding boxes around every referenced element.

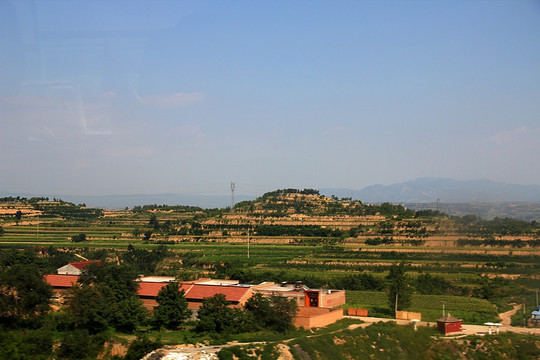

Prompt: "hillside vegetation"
[0,190,539,359]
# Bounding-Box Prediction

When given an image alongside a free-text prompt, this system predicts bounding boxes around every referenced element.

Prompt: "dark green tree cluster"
[197,293,297,334]
[244,293,298,332]
[152,281,190,329]
[261,189,320,199]
[0,196,49,203]
[0,329,53,360]
[122,244,168,274]
[71,233,87,243]
[255,224,344,237]
[454,215,539,236]
[32,201,103,220]
[414,273,453,295]
[69,262,147,333]
[0,264,52,321]
[132,204,204,213]
[196,294,246,333]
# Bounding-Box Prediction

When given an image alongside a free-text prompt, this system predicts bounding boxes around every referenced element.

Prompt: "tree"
[415,273,452,295]
[76,263,147,332]
[143,230,153,241]
[244,293,297,332]
[196,294,246,333]
[386,262,412,315]
[153,281,190,329]
[15,210,22,221]
[149,214,160,230]
[0,264,52,319]
[124,336,162,360]
[56,329,104,360]
[71,233,87,243]
[66,284,110,334]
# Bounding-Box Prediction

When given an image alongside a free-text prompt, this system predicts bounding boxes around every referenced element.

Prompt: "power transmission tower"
[230,182,236,212]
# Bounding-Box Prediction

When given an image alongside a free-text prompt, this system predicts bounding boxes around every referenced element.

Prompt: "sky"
[1,0,539,197]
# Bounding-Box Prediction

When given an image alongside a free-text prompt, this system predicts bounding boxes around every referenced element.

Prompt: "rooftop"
[68,260,101,270]
[186,284,251,302]
[44,274,80,288]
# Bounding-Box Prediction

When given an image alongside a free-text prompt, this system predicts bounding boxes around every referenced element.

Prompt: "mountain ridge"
[3,178,540,209]
[320,178,540,203]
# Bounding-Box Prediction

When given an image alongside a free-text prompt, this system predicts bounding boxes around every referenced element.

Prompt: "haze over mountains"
[3,178,540,211]
[321,178,540,204]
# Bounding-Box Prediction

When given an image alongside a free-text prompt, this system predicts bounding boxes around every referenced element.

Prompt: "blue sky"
[1,0,539,197]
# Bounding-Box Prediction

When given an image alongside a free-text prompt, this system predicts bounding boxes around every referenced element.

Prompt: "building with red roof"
[57,260,101,275]
[44,274,80,290]
[43,271,345,329]
[183,284,252,309]
[137,282,194,310]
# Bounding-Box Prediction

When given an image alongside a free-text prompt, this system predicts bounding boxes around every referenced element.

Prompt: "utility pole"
[523,300,526,327]
[230,182,236,212]
[247,228,250,259]
[395,293,399,316]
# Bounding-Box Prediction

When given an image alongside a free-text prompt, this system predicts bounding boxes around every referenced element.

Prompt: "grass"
[345,291,499,324]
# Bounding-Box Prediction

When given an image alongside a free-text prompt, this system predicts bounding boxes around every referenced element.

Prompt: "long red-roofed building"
[138,282,194,310]
[44,274,80,290]
[184,284,252,309]
[43,269,345,329]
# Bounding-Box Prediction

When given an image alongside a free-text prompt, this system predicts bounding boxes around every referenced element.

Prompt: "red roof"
[185,285,251,303]
[44,274,80,288]
[137,282,192,297]
[69,260,101,270]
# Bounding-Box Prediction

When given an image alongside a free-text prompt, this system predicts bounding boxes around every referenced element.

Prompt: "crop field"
[1,192,539,325]
[346,291,499,323]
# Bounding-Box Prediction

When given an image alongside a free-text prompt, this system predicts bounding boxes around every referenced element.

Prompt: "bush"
[71,233,87,243]
[124,336,162,360]
[57,329,105,360]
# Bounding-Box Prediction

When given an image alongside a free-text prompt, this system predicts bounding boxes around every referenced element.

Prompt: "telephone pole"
[230,182,235,212]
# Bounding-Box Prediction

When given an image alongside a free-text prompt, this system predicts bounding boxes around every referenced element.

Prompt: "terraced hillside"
[1,190,539,325]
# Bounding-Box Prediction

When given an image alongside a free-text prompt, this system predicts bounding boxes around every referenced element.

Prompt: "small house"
[437,313,463,335]
[531,308,540,326]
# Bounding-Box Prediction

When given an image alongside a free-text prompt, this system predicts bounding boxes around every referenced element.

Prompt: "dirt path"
[498,303,522,325]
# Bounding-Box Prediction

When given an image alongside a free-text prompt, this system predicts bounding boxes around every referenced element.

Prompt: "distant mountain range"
[320,178,540,203]
[3,178,540,209]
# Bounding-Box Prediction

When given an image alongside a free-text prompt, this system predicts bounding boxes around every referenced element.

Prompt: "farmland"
[1,191,539,324]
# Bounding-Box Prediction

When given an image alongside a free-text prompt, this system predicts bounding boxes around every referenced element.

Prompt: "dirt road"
[498,303,522,325]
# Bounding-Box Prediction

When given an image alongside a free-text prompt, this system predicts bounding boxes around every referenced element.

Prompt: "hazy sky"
[1,0,539,197]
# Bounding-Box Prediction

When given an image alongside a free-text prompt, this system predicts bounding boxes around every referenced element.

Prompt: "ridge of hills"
[2,178,540,220]
[321,177,540,203]
[4,178,540,209]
